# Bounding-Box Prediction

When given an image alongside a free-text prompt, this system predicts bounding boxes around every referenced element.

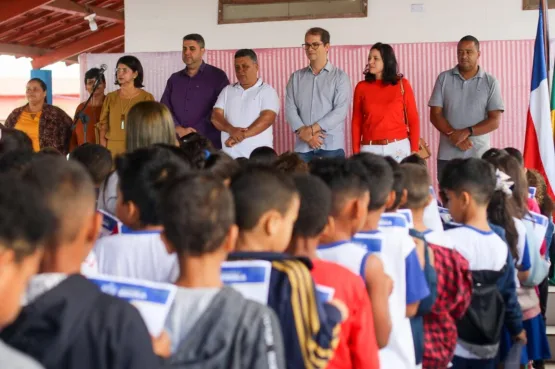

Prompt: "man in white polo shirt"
[211,49,280,158]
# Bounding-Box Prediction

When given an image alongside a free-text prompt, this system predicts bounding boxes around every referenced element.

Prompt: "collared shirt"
[161,62,229,149]
[214,78,280,159]
[429,66,504,160]
[285,61,352,153]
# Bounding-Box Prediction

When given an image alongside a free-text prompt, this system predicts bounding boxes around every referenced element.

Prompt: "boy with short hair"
[288,173,380,369]
[69,143,113,189]
[0,157,160,369]
[95,146,189,283]
[309,157,393,349]
[351,153,429,369]
[160,174,285,368]
[229,167,344,369]
[0,174,53,369]
[401,163,472,368]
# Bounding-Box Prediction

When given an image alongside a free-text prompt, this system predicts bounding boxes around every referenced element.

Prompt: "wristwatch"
[468,126,474,136]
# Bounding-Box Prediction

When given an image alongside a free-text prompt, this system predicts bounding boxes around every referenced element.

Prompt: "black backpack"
[456,267,506,346]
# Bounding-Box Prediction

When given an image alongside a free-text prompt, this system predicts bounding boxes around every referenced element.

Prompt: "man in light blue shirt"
[285,27,352,162]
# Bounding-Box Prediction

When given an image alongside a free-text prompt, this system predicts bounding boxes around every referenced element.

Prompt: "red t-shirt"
[311,259,380,369]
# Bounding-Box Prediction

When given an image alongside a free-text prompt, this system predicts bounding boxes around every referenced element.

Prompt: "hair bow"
[495,169,514,197]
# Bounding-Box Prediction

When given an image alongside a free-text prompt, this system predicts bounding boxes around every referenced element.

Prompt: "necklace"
[119,90,138,130]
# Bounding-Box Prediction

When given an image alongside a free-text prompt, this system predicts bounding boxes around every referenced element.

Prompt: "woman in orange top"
[70,67,106,152]
[4,78,72,154]
[351,43,420,161]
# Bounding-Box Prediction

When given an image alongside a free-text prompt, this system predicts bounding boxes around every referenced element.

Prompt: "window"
[522,0,555,9]
[218,0,367,24]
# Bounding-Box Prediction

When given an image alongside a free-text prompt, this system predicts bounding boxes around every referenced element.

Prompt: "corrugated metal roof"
[0,0,124,68]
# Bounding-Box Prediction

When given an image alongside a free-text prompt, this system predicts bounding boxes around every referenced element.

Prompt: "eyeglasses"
[302,42,324,50]
[115,67,129,74]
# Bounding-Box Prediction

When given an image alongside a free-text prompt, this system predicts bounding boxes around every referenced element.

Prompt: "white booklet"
[89,274,177,336]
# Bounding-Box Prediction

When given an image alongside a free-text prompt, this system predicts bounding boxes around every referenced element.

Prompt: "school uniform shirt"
[350,231,420,369]
[94,226,179,283]
[423,186,444,233]
[214,78,280,159]
[514,218,532,287]
[422,229,455,249]
[445,225,509,360]
[310,258,380,369]
[81,250,98,276]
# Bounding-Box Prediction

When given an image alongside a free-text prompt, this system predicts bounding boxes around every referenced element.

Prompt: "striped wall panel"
[80,39,537,181]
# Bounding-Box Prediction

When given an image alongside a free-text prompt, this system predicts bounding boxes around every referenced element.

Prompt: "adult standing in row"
[429,35,504,180]
[351,43,420,161]
[98,55,155,157]
[161,34,229,149]
[211,49,279,159]
[285,27,351,162]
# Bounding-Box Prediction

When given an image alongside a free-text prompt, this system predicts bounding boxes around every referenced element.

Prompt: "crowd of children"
[0,105,554,369]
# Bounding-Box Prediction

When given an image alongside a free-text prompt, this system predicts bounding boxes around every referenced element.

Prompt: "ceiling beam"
[42,0,124,23]
[0,42,49,57]
[0,0,54,25]
[31,23,124,69]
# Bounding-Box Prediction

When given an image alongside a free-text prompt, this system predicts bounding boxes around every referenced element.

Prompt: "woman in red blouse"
[351,43,420,161]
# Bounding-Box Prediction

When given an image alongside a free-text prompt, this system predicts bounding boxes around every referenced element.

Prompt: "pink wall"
[82,39,535,180]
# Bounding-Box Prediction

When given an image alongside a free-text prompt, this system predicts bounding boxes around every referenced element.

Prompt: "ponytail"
[488,189,519,259]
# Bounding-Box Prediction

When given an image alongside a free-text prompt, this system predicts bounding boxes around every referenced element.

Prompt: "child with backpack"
[400,163,473,368]
[439,158,526,369]
[159,173,285,369]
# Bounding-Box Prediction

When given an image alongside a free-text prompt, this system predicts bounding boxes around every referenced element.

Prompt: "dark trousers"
[297,149,345,162]
[451,356,496,369]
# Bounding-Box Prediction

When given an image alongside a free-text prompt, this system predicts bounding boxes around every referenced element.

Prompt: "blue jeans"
[297,149,345,162]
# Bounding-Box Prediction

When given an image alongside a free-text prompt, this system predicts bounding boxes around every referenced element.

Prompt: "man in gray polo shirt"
[429,35,504,180]
[285,27,351,162]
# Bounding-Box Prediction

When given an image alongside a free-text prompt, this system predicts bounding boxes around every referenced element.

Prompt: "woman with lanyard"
[351,43,420,162]
[97,55,154,157]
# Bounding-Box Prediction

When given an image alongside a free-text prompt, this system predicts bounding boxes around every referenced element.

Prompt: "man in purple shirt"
[161,34,229,148]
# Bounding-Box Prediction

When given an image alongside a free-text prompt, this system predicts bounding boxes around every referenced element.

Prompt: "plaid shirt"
[423,245,472,369]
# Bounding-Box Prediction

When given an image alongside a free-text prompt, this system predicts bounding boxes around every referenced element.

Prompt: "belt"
[361,138,404,146]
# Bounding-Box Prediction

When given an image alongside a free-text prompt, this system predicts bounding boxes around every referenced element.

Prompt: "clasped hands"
[225,127,249,148]
[297,124,325,149]
[448,128,473,151]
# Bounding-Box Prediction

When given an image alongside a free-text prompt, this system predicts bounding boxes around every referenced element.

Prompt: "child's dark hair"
[527,169,554,217]
[0,128,33,155]
[204,152,241,182]
[350,153,394,211]
[38,147,62,157]
[440,158,519,259]
[384,156,405,211]
[116,146,190,227]
[179,132,214,169]
[400,153,427,167]
[482,149,528,219]
[440,158,495,205]
[160,174,234,256]
[400,163,430,209]
[250,146,278,165]
[0,150,35,175]
[69,143,112,186]
[0,174,55,261]
[292,174,332,238]
[310,157,369,216]
[21,157,96,247]
[230,167,298,231]
[273,152,309,174]
[503,147,524,167]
